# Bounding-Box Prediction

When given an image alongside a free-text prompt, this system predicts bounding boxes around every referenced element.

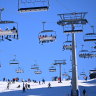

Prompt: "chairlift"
[84,26,96,41]
[16,67,24,73]
[18,0,49,12]
[89,69,96,74]
[38,22,56,44]
[0,21,19,40]
[79,45,92,58]
[90,50,96,57]
[79,50,92,58]
[80,72,86,76]
[89,69,96,79]
[9,55,19,65]
[34,69,42,74]
[63,34,72,50]
[63,41,72,50]
[69,69,72,73]
[0,8,19,41]
[31,64,39,69]
[49,66,56,72]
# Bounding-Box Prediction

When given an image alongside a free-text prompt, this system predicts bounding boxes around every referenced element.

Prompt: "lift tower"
[53,60,66,83]
[57,12,88,96]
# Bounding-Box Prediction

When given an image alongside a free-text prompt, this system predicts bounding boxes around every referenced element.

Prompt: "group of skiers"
[6,79,87,96]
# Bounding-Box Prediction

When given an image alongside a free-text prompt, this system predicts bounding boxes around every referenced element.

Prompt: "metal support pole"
[0,8,4,21]
[0,10,2,21]
[59,64,62,83]
[71,25,78,96]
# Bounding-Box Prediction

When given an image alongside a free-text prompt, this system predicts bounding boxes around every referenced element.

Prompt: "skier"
[7,82,10,89]
[25,83,28,89]
[39,81,41,85]
[22,82,25,92]
[48,83,51,88]
[83,89,86,96]
[42,79,45,84]
[28,84,31,89]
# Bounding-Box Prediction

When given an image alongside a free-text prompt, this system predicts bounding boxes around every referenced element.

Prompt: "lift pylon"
[57,12,88,96]
[53,60,66,83]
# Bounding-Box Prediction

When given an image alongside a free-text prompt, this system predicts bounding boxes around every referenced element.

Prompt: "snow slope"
[0,79,95,96]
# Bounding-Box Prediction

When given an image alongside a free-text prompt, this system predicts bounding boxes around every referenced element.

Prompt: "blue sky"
[0,0,96,81]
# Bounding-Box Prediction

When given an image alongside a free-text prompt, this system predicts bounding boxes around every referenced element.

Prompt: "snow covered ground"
[0,79,96,96]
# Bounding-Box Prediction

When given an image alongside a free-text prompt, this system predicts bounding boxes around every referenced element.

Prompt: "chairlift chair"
[31,64,39,69]
[49,66,56,72]
[84,26,96,41]
[0,8,19,40]
[34,69,42,74]
[16,67,24,73]
[79,45,93,58]
[80,72,86,76]
[90,50,96,57]
[10,59,19,64]
[84,33,96,41]
[63,41,72,50]
[69,69,72,73]
[0,21,19,41]
[63,34,72,50]
[89,69,96,74]
[18,0,49,12]
[38,30,56,44]
[79,49,92,58]
[38,22,56,44]
[9,55,19,65]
